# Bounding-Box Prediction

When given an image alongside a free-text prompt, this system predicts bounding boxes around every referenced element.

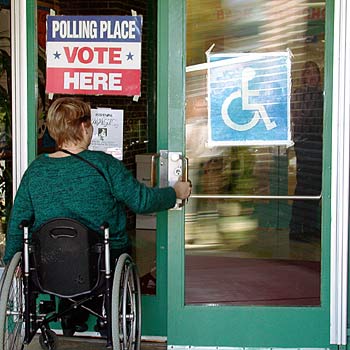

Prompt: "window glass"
[185,0,324,306]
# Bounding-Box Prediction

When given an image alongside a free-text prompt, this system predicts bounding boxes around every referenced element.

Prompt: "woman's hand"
[173,180,192,200]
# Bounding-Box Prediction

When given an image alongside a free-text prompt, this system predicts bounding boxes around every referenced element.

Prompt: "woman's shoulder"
[26,154,48,169]
[18,154,50,184]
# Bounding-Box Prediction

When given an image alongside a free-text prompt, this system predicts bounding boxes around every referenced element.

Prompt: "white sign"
[89,108,124,160]
[46,15,142,96]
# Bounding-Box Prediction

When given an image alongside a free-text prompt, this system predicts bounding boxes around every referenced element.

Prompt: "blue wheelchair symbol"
[221,67,277,132]
[208,53,290,146]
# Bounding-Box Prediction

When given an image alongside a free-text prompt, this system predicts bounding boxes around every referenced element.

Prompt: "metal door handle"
[157,151,189,210]
[178,155,189,208]
[150,153,160,187]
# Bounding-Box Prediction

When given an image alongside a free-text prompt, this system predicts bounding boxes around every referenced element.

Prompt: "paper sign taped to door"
[89,108,124,160]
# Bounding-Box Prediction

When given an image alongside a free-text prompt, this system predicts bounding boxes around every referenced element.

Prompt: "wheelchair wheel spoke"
[4,278,25,350]
[0,253,25,350]
[121,265,132,349]
[112,254,141,350]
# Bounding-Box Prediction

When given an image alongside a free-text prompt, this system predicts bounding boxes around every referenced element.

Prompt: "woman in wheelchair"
[2,97,191,349]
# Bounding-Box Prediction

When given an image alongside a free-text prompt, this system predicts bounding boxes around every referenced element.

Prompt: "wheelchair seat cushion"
[30,218,103,298]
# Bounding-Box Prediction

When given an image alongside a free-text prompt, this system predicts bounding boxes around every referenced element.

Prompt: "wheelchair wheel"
[112,253,141,350]
[0,252,25,350]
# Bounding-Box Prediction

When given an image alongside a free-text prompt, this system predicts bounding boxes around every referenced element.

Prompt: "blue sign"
[208,53,291,146]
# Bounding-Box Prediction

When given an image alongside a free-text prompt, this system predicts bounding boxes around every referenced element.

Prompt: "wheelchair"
[0,218,141,350]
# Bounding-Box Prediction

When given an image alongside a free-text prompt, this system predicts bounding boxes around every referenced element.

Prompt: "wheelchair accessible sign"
[208,52,291,146]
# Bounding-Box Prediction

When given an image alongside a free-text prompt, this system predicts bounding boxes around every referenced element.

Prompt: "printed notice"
[45,15,142,96]
[89,108,124,160]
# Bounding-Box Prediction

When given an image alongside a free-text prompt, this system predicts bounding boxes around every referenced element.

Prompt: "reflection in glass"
[185,0,324,306]
[289,61,323,241]
[0,6,13,262]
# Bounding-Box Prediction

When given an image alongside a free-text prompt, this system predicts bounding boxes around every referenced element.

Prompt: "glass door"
[167,0,332,347]
[33,0,165,337]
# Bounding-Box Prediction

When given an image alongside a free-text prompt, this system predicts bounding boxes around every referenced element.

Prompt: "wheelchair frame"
[0,219,141,350]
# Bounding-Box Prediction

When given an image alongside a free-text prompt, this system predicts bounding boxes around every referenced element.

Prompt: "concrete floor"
[28,335,108,350]
[28,336,166,350]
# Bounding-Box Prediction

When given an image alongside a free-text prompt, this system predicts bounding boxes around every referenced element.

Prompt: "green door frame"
[27,0,37,164]
[163,0,334,347]
[141,0,187,337]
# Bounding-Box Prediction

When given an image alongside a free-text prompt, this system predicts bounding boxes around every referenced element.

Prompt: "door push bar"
[191,194,322,200]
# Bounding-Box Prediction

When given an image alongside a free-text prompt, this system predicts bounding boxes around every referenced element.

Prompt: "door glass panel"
[35,0,158,295]
[185,0,324,306]
[0,4,13,262]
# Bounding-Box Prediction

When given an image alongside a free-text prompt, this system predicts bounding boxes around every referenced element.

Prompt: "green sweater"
[4,150,176,264]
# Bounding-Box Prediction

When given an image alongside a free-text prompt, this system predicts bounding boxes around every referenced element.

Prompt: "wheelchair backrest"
[30,218,103,298]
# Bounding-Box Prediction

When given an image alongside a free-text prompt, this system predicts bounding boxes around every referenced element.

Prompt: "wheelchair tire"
[111,253,141,350]
[39,329,58,350]
[0,263,9,294]
[0,252,25,350]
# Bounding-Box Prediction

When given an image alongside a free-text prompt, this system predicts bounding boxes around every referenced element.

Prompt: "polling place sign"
[46,15,142,96]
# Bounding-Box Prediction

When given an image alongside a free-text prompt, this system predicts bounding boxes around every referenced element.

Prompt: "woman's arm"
[108,159,189,214]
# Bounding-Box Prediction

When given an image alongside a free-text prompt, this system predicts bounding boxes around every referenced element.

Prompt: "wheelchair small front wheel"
[0,252,25,350]
[39,329,58,350]
[112,253,141,350]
